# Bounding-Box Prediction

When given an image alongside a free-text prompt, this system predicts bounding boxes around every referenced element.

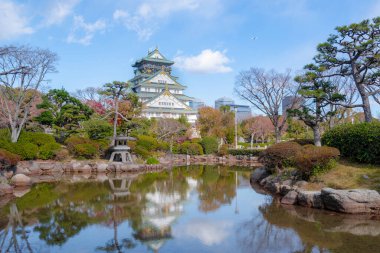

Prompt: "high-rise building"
[214,97,252,122]
[129,48,198,123]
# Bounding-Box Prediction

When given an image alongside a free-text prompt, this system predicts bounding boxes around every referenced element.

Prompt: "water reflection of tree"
[0,204,34,253]
[196,166,236,212]
[236,198,344,253]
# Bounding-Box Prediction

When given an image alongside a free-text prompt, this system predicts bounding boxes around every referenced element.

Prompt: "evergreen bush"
[146,157,160,164]
[136,135,159,151]
[200,137,219,154]
[180,142,204,155]
[322,122,380,164]
[82,119,112,140]
[73,143,98,159]
[38,143,62,160]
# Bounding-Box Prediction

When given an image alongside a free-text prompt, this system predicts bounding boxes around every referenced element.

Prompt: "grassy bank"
[305,160,380,191]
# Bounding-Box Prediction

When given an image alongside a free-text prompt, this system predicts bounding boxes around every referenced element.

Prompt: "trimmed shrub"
[134,146,150,159]
[200,137,219,154]
[290,139,314,146]
[12,143,39,160]
[136,135,159,151]
[18,132,56,147]
[0,149,20,170]
[73,143,98,159]
[259,142,302,171]
[322,122,380,164]
[228,149,263,156]
[82,119,112,140]
[294,145,340,180]
[146,157,160,164]
[180,142,204,155]
[218,144,229,156]
[54,149,70,161]
[38,143,62,160]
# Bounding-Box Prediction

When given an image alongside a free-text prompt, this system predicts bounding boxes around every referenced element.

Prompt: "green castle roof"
[132,48,174,66]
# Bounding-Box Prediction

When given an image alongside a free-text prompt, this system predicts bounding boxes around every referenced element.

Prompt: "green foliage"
[322,122,380,164]
[82,119,112,140]
[146,157,160,165]
[136,135,159,151]
[134,146,150,159]
[294,145,340,180]
[200,137,219,154]
[18,132,56,147]
[259,142,302,172]
[290,139,314,146]
[12,142,39,160]
[38,143,62,160]
[228,149,263,156]
[0,148,20,170]
[36,89,93,138]
[73,143,98,159]
[0,129,61,160]
[180,142,204,155]
[65,136,101,159]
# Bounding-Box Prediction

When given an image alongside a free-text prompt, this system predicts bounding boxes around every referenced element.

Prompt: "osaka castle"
[129,48,198,123]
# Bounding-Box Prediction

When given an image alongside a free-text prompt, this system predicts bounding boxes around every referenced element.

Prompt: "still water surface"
[1,165,380,253]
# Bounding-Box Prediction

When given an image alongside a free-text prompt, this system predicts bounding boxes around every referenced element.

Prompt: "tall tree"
[100,81,129,143]
[35,89,93,139]
[313,17,380,122]
[0,45,57,142]
[235,68,297,143]
[289,66,345,146]
[152,118,187,152]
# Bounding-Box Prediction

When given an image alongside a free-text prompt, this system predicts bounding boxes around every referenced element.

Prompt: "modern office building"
[214,97,252,122]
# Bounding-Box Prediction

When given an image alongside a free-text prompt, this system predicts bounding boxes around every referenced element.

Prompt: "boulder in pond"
[10,174,32,187]
[297,190,324,209]
[281,191,298,205]
[251,167,269,182]
[321,188,380,214]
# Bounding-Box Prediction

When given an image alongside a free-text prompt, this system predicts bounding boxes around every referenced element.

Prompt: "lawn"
[306,160,380,192]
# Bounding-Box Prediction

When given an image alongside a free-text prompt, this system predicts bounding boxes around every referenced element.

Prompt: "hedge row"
[322,122,380,164]
[228,149,263,156]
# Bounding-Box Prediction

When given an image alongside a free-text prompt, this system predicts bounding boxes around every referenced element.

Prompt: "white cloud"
[175,219,233,246]
[113,9,153,41]
[44,0,80,26]
[174,49,232,74]
[113,0,222,40]
[0,0,33,40]
[67,16,106,45]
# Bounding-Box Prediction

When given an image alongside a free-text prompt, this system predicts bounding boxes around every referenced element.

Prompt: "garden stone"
[294,180,308,188]
[321,188,380,214]
[297,190,324,209]
[280,184,292,196]
[97,163,108,172]
[10,174,32,187]
[362,175,369,180]
[281,191,298,205]
[0,184,13,195]
[251,167,269,182]
[4,171,14,179]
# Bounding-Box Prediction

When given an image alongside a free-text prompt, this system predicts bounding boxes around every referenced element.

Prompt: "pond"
[0,165,380,253]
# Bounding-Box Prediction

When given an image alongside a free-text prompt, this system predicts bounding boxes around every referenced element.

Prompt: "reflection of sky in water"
[1,168,380,253]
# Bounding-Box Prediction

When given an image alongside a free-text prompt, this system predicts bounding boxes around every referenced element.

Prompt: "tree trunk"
[361,94,372,122]
[11,127,19,143]
[113,98,119,145]
[250,133,253,149]
[312,125,322,147]
[274,127,281,143]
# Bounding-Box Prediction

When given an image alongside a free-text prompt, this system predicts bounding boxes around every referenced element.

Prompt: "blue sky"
[1,0,380,115]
